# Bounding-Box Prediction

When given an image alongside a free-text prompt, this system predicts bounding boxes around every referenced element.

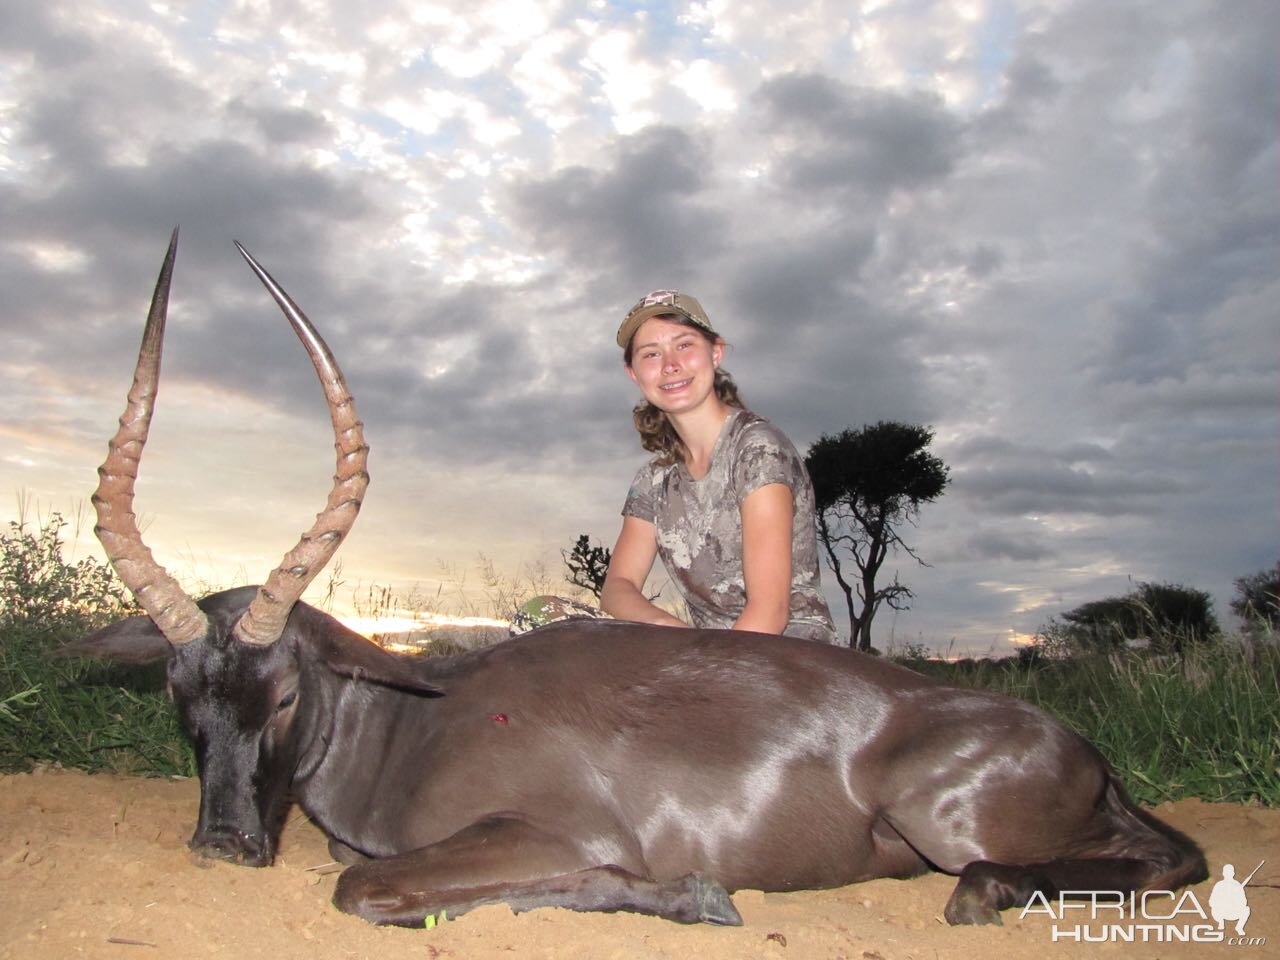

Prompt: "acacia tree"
[805,422,949,651]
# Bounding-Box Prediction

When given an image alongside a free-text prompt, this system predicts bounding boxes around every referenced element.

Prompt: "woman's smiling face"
[624,316,724,416]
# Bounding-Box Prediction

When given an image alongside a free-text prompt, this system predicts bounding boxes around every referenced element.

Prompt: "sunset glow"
[339,612,509,639]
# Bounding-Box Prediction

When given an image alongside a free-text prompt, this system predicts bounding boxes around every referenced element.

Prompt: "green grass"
[902,641,1280,807]
[0,511,196,777]
[4,512,1276,804]
[6,615,1276,807]
[0,619,195,777]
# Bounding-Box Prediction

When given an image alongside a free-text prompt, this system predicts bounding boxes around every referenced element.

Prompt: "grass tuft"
[0,618,195,776]
[902,640,1280,806]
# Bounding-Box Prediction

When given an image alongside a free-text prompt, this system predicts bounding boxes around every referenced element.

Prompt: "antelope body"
[68,234,1207,928]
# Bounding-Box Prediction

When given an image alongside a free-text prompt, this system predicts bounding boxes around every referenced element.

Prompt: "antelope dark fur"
[70,236,1206,928]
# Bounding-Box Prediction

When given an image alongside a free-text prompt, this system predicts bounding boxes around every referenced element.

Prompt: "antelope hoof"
[691,874,743,926]
[943,884,1003,926]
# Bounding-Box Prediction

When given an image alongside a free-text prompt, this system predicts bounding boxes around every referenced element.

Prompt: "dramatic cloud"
[2,0,1274,653]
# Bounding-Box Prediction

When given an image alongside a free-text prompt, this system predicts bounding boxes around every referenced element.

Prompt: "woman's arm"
[600,515,689,627]
[733,482,794,635]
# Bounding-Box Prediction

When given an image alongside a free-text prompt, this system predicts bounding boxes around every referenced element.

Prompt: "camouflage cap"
[617,290,714,348]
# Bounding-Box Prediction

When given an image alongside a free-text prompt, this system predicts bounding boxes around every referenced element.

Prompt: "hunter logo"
[1021,860,1267,945]
[1209,862,1257,935]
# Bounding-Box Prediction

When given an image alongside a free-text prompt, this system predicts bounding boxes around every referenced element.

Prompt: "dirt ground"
[1,768,1275,960]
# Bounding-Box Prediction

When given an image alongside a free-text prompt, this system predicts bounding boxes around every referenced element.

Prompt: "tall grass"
[3,512,1276,805]
[903,641,1280,807]
[0,511,195,776]
[0,624,195,776]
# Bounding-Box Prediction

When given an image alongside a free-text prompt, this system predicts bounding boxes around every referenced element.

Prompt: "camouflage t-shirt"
[622,409,838,644]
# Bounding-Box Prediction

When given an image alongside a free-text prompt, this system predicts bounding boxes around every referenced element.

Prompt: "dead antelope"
[67,233,1207,928]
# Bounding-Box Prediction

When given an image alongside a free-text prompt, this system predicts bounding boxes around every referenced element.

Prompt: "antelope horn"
[93,228,210,646]
[231,243,370,647]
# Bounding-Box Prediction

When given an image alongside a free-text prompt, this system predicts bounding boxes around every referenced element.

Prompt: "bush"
[1232,561,1279,638]
[1053,581,1220,654]
[0,512,134,631]
[0,513,194,776]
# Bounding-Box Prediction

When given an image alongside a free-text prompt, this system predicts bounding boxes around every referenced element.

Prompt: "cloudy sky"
[2,0,1275,653]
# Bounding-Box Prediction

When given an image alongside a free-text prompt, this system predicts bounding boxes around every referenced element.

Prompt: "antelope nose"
[189,826,271,867]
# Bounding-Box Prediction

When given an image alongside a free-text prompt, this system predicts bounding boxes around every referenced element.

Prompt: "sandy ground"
[1,768,1275,960]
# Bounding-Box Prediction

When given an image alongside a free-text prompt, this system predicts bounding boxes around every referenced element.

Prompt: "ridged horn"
[230,243,370,647]
[92,228,210,646]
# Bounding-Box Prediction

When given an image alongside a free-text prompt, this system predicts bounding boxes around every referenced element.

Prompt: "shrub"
[1232,561,1280,638]
[0,513,193,776]
[0,512,134,631]
[1053,581,1219,654]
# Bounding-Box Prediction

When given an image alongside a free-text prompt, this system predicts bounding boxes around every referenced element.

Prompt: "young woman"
[598,290,837,643]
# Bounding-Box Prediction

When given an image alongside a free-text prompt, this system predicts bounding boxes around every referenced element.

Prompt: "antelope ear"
[327,656,445,697]
[60,616,173,665]
[302,617,444,697]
